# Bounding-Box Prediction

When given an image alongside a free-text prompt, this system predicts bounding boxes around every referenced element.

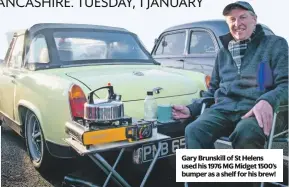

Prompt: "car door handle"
[9,74,17,78]
[3,72,17,78]
[8,73,17,78]
[176,59,184,62]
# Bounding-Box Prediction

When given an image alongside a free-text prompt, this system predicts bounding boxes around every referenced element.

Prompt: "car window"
[54,37,107,61]
[53,31,149,62]
[8,35,25,68]
[155,32,186,56]
[189,31,216,54]
[27,34,50,64]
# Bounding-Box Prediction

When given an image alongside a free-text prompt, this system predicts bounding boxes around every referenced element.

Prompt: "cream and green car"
[0,23,209,172]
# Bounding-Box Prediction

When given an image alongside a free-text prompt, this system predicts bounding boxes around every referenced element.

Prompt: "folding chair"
[184,97,288,187]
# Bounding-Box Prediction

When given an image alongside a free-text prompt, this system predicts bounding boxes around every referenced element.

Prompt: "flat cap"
[223,1,255,15]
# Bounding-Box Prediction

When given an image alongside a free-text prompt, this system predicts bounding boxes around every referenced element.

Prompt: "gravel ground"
[1,123,181,187]
[1,122,185,187]
[1,124,55,187]
[1,123,288,187]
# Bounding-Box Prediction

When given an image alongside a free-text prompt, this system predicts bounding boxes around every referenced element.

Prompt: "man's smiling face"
[225,8,257,41]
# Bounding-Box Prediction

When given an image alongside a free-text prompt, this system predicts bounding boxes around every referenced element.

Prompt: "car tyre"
[25,111,55,173]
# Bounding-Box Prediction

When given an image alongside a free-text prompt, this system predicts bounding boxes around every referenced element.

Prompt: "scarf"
[228,29,256,74]
[228,39,250,74]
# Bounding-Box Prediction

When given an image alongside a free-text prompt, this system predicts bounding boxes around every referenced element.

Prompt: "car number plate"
[133,136,185,164]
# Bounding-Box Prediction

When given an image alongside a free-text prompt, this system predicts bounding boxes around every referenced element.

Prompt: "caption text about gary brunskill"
[0,0,203,9]
[176,149,283,183]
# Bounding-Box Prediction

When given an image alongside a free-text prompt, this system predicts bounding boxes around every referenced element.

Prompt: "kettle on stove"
[84,84,124,122]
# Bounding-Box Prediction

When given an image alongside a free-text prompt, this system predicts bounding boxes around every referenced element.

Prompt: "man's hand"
[241,100,273,136]
[172,105,191,119]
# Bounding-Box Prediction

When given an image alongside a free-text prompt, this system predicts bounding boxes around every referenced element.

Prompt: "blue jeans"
[185,108,266,149]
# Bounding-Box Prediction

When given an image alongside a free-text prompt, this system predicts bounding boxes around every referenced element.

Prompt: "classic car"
[0,23,209,172]
[151,19,275,76]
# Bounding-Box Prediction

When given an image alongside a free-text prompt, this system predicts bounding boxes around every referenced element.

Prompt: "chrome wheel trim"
[27,114,43,163]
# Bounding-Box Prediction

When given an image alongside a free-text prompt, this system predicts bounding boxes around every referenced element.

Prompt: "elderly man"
[173,1,288,150]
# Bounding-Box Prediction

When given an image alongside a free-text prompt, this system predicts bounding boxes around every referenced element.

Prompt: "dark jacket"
[188,24,288,116]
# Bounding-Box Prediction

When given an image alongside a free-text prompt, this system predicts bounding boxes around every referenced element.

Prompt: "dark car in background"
[151,19,274,76]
